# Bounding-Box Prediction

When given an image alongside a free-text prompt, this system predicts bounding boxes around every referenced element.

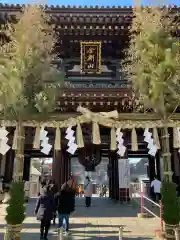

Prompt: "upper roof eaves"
[0,3,179,9]
[0,3,179,15]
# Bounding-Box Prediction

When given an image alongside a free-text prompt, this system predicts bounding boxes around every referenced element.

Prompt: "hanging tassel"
[110,127,116,151]
[92,122,101,145]
[131,128,138,151]
[33,126,40,149]
[12,127,18,150]
[54,127,61,151]
[173,127,180,148]
[76,123,84,148]
[153,127,161,149]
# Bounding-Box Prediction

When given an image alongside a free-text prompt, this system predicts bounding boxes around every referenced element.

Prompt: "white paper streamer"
[116,128,126,157]
[0,126,10,155]
[144,128,157,156]
[65,126,77,155]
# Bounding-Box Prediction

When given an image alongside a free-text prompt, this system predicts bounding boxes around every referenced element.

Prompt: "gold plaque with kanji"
[80,42,102,73]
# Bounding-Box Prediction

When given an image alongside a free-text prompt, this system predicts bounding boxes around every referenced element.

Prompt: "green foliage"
[35,85,59,113]
[0,5,63,120]
[124,6,180,117]
[5,182,26,225]
[161,182,180,225]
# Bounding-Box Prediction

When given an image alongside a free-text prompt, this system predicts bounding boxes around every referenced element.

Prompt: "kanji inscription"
[80,42,101,73]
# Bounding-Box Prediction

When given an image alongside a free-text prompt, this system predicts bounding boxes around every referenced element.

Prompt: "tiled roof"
[0,3,179,25]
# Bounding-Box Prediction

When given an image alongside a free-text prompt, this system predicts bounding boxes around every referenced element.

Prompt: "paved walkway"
[0,197,159,239]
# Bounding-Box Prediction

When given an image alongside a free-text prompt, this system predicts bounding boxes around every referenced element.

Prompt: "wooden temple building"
[0,4,180,201]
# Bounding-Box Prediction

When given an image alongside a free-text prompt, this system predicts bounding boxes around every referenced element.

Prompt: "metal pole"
[58,228,64,240]
[119,226,123,240]
[140,191,144,214]
[175,228,180,240]
[140,181,144,214]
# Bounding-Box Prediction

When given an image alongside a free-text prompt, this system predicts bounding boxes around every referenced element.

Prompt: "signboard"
[118,159,130,188]
[80,42,102,74]
[68,83,130,88]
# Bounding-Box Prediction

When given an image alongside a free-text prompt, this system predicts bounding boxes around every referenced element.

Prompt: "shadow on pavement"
[0,197,157,240]
[0,227,154,240]
[26,197,140,218]
[0,223,127,230]
[0,232,154,240]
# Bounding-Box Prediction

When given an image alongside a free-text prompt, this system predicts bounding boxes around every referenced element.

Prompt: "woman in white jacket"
[84,176,92,207]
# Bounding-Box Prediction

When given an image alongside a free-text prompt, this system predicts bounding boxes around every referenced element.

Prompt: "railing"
[130,182,164,232]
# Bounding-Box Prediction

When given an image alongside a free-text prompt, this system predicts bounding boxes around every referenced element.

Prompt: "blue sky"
[1,0,180,6]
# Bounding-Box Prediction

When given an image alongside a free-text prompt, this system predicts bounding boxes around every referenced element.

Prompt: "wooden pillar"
[148,155,155,198]
[4,149,15,183]
[108,151,113,199]
[155,151,161,180]
[169,127,179,182]
[110,151,115,199]
[23,154,31,181]
[0,154,4,176]
[52,150,61,190]
[63,151,71,182]
[67,155,71,181]
[52,150,68,190]
[172,149,180,181]
[114,154,119,201]
[148,155,155,181]
[118,150,130,202]
[110,151,119,200]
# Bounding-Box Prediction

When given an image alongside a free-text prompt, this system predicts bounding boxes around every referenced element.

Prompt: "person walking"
[55,184,75,236]
[35,185,55,240]
[150,176,161,203]
[102,185,107,197]
[84,176,93,207]
[61,177,73,190]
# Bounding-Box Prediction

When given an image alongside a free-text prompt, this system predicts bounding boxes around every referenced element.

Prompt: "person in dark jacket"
[35,186,55,240]
[55,185,75,235]
[49,183,58,225]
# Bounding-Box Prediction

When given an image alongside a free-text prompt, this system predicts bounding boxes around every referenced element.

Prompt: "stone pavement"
[0,197,160,240]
